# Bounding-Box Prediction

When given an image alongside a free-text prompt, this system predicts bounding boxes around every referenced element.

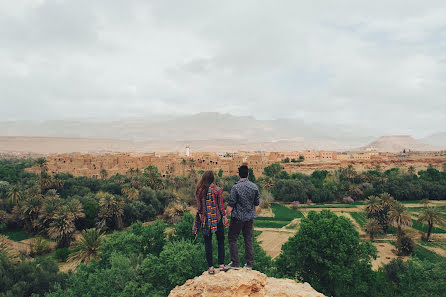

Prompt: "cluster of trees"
[259,163,446,203]
[274,210,446,297]
[1,213,271,297]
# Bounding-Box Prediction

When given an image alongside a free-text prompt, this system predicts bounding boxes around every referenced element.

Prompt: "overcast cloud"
[1,0,445,137]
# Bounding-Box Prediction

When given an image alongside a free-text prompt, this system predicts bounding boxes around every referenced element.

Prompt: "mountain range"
[0,113,444,153]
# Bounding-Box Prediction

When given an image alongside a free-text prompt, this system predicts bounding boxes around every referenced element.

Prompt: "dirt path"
[257,230,295,258]
[371,242,404,270]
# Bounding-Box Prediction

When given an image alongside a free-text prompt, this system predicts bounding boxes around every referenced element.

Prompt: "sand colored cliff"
[168,269,325,297]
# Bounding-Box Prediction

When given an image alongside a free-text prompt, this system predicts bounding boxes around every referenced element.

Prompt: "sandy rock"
[168,269,326,297]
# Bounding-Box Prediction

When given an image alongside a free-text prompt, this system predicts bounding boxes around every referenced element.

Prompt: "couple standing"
[194,165,260,274]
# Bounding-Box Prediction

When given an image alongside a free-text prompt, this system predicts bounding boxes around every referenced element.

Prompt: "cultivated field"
[255,200,446,269]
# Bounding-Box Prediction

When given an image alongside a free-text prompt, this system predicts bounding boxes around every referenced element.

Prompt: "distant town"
[6,146,443,179]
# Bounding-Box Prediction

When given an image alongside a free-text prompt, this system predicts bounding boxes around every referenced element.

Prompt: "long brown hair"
[196,170,215,195]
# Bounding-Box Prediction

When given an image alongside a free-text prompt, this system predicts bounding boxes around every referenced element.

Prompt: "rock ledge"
[168,268,326,297]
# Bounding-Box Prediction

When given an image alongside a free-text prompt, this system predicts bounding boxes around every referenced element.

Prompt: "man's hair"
[238,165,249,178]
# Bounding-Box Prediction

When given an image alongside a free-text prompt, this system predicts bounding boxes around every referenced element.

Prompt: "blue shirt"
[228,179,260,221]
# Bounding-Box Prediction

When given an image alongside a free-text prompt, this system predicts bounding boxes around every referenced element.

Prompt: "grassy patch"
[413,244,445,262]
[350,212,367,227]
[418,239,446,250]
[411,220,446,234]
[0,228,32,241]
[408,206,446,212]
[298,204,358,209]
[271,204,303,220]
[254,220,290,228]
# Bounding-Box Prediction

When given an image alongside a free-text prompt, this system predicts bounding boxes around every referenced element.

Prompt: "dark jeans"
[203,219,225,267]
[228,217,254,267]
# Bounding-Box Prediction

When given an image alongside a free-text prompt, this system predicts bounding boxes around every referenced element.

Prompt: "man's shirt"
[228,179,260,221]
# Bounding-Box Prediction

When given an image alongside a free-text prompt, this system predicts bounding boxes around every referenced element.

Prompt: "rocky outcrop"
[168,269,325,297]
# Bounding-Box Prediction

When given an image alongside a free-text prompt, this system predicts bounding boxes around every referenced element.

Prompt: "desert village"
[21,146,446,178]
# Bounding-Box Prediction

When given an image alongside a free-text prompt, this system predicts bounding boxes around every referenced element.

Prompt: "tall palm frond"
[68,228,105,265]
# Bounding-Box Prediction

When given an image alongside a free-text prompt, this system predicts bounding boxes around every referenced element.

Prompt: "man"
[223,165,260,270]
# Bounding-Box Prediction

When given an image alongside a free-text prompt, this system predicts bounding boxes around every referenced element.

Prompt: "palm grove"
[0,158,446,297]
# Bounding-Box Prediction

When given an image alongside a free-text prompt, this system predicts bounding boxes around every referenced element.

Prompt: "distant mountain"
[419,132,446,149]
[362,136,439,153]
[0,112,373,147]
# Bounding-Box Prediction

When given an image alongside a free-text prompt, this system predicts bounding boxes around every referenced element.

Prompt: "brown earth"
[169,269,326,297]
[257,230,296,258]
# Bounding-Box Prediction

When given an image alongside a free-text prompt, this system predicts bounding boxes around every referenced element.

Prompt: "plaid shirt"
[196,183,226,222]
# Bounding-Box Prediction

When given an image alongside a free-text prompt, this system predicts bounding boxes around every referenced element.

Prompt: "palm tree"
[365,219,383,241]
[181,159,187,175]
[417,207,445,241]
[365,196,382,217]
[127,168,135,177]
[408,166,416,175]
[22,195,43,232]
[97,192,124,230]
[99,169,108,179]
[389,202,412,235]
[379,193,396,209]
[36,157,48,173]
[122,186,138,201]
[66,199,85,220]
[7,185,22,205]
[39,195,62,228]
[68,228,105,265]
[47,207,76,248]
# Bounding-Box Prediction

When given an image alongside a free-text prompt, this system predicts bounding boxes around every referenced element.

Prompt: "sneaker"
[221,261,240,272]
[244,264,253,270]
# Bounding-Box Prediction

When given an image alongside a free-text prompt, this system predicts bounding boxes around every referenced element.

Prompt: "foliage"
[54,248,71,262]
[263,163,282,178]
[68,228,105,265]
[30,236,51,257]
[0,252,66,297]
[396,233,414,256]
[275,210,379,297]
[259,191,274,209]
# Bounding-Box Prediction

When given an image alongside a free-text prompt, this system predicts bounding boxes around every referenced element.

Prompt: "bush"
[259,191,274,209]
[275,210,379,297]
[54,248,71,262]
[30,236,51,257]
[397,233,414,256]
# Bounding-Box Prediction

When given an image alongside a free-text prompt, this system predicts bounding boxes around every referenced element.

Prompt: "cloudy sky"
[1,0,445,137]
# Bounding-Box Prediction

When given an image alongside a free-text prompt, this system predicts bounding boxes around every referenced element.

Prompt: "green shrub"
[54,248,71,262]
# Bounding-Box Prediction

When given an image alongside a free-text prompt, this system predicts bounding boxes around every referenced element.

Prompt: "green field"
[298,204,358,209]
[254,220,291,228]
[0,229,32,241]
[350,212,367,227]
[413,244,445,262]
[411,220,446,234]
[254,204,303,228]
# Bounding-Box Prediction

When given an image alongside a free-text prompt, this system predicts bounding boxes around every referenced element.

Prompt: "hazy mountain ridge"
[362,135,441,152]
[0,113,443,153]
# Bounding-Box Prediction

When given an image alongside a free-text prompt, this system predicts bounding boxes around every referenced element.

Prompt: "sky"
[1,0,445,138]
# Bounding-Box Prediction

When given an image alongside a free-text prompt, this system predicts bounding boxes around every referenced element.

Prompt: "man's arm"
[254,188,260,213]
[226,187,237,216]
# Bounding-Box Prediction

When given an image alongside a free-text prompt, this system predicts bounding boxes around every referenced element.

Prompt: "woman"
[194,170,228,274]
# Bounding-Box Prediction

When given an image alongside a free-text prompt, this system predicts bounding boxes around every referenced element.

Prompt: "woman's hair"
[196,170,215,195]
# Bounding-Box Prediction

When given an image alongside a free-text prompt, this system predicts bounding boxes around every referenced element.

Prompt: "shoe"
[244,264,253,270]
[221,261,240,272]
